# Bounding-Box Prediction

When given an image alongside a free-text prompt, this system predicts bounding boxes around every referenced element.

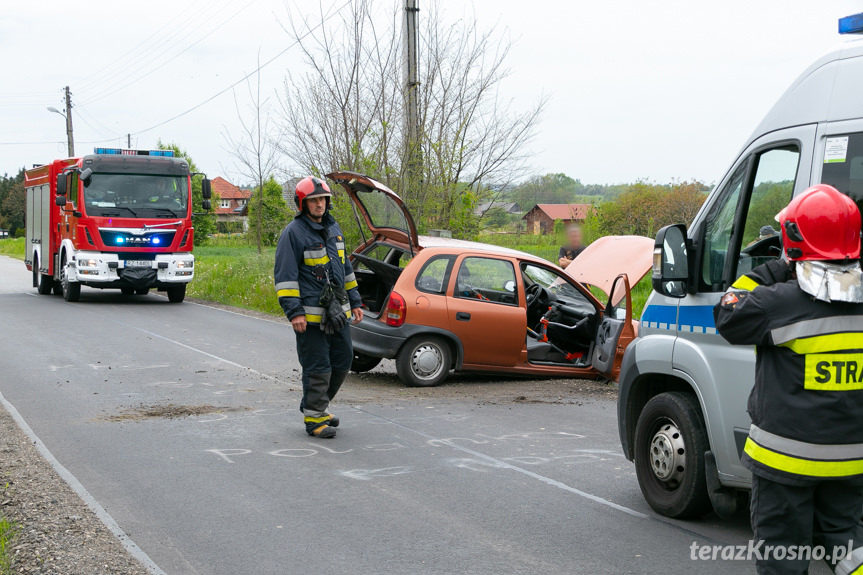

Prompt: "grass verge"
[0,238,24,261]
[0,516,16,574]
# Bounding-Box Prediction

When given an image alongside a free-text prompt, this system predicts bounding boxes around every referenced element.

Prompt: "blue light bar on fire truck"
[839,13,863,34]
[93,148,175,157]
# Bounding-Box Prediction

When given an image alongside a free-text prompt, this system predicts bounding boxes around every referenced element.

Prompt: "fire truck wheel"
[60,254,80,302]
[136,288,149,296]
[167,284,186,303]
[35,257,53,295]
[52,283,62,295]
[121,287,135,296]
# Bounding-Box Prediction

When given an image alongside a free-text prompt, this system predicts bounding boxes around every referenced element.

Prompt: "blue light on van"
[839,13,863,34]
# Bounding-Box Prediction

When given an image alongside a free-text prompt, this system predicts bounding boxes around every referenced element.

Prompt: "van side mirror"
[652,224,689,298]
[201,178,212,200]
[202,199,211,211]
[56,173,67,196]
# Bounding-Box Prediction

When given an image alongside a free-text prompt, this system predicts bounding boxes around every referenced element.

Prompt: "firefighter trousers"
[295,323,352,420]
[750,473,863,575]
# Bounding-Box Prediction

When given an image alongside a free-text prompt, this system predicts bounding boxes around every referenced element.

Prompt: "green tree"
[156,140,217,246]
[0,179,25,236]
[247,177,291,246]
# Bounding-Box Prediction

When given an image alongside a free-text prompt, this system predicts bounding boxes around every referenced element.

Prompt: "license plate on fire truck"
[124,260,152,268]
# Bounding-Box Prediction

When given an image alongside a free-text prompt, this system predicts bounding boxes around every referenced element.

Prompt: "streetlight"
[46,88,74,157]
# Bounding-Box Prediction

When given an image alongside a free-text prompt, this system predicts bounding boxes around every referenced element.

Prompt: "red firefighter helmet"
[294,176,332,209]
[779,184,861,261]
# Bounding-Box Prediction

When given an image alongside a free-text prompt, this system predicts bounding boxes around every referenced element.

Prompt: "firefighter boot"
[305,417,337,438]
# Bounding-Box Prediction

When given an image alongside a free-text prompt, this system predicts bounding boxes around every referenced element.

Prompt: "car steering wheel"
[525,283,546,311]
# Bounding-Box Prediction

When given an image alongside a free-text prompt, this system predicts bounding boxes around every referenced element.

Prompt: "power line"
[80,0,257,105]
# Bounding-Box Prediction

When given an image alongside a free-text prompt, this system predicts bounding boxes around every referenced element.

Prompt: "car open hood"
[564,235,654,303]
[327,171,419,250]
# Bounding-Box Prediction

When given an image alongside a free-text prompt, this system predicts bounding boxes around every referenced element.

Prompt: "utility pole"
[64,86,75,157]
[403,0,420,191]
[127,133,131,148]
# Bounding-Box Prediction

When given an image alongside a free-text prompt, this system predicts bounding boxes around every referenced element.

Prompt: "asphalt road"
[0,255,824,575]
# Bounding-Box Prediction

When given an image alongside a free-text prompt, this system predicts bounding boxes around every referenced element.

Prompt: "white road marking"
[0,389,167,575]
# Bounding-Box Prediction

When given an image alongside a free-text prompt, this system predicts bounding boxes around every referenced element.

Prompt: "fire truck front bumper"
[70,252,195,287]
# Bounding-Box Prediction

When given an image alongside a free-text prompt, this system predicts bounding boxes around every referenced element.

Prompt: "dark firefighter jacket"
[714,260,863,485]
[274,212,361,324]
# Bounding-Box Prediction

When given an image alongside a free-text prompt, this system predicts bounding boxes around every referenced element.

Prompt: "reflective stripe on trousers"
[745,424,863,478]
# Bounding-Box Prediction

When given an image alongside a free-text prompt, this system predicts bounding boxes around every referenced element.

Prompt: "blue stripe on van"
[641,304,717,333]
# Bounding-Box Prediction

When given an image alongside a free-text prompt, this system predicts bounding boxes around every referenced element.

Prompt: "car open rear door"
[327,171,419,251]
[591,274,635,380]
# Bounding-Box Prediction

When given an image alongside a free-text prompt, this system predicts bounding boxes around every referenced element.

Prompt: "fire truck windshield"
[81,173,189,218]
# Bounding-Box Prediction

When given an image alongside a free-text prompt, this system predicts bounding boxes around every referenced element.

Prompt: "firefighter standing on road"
[715,185,863,575]
[274,177,363,438]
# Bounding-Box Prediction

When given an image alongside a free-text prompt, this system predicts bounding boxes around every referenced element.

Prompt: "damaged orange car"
[329,171,654,387]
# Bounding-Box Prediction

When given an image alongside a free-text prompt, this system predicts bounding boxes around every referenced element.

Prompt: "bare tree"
[224,52,282,253]
[277,0,544,236]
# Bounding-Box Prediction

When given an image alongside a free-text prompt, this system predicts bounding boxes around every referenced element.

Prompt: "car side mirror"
[56,173,67,196]
[652,224,689,298]
[201,178,212,200]
[202,199,211,211]
[504,280,515,293]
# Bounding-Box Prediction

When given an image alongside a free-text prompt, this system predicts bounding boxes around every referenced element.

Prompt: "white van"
[618,18,863,519]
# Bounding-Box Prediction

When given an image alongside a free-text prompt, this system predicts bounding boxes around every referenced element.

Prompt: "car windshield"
[522,263,587,303]
[82,173,188,218]
[354,187,408,232]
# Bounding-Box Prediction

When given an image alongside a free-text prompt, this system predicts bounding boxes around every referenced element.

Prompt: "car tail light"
[385,291,407,327]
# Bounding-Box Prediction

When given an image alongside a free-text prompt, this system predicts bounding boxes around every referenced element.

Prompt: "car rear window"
[416,255,455,294]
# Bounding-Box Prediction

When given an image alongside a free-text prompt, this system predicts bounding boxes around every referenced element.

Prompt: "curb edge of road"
[0,389,168,575]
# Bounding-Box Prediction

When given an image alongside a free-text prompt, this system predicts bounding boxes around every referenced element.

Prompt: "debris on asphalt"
[102,403,250,422]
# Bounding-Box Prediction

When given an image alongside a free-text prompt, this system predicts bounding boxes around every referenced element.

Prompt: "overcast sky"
[0,0,859,185]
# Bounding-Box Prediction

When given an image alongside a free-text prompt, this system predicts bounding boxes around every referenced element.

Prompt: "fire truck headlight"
[176,260,194,269]
[80,258,98,268]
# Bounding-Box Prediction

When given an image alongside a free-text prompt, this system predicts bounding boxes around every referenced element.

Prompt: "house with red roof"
[211,177,252,230]
[522,203,592,234]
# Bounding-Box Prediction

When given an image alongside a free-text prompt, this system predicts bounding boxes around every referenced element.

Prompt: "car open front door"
[591,274,635,380]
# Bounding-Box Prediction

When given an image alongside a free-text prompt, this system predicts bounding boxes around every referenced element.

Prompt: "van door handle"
[456,312,471,321]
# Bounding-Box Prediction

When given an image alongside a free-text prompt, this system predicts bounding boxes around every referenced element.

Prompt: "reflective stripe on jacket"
[273,212,362,323]
[714,261,863,483]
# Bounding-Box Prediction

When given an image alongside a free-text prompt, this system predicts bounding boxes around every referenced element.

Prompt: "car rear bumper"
[350,319,410,359]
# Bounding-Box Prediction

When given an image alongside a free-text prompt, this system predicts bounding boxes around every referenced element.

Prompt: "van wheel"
[35,256,52,295]
[60,254,80,302]
[396,336,451,387]
[351,352,382,373]
[634,392,711,518]
[166,284,186,303]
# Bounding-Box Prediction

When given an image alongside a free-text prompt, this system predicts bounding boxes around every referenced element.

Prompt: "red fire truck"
[24,148,212,303]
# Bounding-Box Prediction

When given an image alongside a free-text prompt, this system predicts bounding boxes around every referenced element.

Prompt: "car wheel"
[35,256,53,295]
[396,336,451,387]
[136,288,149,296]
[60,254,80,302]
[167,284,186,303]
[634,392,711,518]
[351,352,382,373]
[121,287,135,296]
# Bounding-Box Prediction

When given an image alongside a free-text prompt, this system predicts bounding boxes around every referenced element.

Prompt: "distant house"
[522,203,592,234]
[212,177,252,230]
[474,201,522,217]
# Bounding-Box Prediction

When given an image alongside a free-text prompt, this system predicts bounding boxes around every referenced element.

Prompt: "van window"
[701,164,746,290]
[735,147,798,277]
[821,132,863,213]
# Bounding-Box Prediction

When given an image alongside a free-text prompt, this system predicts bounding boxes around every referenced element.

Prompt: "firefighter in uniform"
[715,185,863,575]
[274,177,363,438]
